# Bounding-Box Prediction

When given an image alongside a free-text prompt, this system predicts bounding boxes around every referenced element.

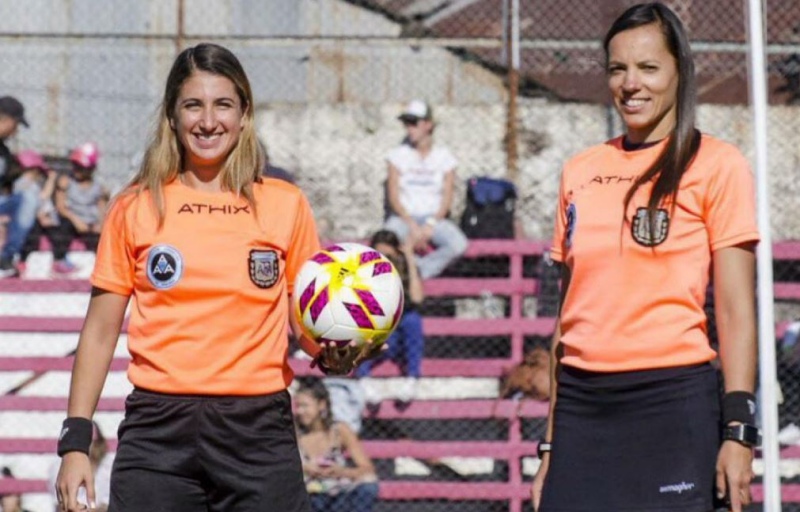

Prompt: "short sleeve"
[90,195,136,295]
[285,192,322,295]
[439,147,458,172]
[703,149,760,251]
[385,147,404,170]
[549,168,569,262]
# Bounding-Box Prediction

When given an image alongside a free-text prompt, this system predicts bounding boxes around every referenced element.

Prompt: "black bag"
[459,176,517,239]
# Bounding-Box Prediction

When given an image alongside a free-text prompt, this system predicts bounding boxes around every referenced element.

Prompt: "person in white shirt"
[384,100,468,279]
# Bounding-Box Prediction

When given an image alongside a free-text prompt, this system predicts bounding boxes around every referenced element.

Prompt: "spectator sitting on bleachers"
[0,466,33,512]
[11,150,58,277]
[48,420,113,512]
[295,378,379,512]
[50,142,108,275]
[355,229,425,404]
[0,151,54,279]
[0,96,31,278]
[383,99,468,279]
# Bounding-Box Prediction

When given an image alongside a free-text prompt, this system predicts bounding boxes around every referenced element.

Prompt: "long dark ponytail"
[604,3,700,237]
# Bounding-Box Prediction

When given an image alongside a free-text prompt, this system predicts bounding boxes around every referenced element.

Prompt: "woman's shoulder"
[333,421,357,440]
[386,143,413,161]
[563,137,623,169]
[254,178,306,201]
[696,133,746,160]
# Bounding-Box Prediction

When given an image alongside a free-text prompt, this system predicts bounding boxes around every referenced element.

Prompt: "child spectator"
[295,378,379,512]
[0,150,53,278]
[51,142,108,274]
[9,150,58,276]
[355,229,425,403]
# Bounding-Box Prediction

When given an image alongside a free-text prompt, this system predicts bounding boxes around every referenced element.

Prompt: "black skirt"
[539,363,722,512]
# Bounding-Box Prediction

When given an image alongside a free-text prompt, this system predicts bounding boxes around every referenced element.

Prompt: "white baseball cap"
[398,99,433,122]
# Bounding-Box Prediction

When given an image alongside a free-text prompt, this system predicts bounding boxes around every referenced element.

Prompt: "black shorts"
[540,363,722,512]
[109,388,310,512]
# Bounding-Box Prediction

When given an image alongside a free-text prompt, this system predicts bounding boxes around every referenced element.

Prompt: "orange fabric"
[550,134,759,372]
[91,178,321,395]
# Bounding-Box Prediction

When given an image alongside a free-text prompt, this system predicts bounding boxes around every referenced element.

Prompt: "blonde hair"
[122,43,264,225]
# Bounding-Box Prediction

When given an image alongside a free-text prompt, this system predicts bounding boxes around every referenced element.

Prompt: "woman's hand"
[531,455,549,511]
[716,440,754,512]
[55,452,95,511]
[312,339,386,375]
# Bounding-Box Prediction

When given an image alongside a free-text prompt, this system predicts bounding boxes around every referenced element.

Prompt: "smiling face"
[607,23,679,144]
[294,390,324,429]
[171,70,245,174]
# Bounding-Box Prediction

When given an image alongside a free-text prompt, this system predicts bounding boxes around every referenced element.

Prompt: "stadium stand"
[0,239,799,512]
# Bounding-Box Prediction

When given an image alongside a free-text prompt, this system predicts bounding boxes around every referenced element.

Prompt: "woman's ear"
[169,117,176,130]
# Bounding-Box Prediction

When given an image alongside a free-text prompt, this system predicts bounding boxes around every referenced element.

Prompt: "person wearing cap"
[0,150,54,279]
[0,96,28,188]
[383,99,468,279]
[14,150,60,276]
[0,96,30,277]
[50,142,109,274]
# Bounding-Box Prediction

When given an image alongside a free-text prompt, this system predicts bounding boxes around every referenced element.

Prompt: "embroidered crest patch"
[631,207,670,247]
[146,245,183,289]
[249,250,279,288]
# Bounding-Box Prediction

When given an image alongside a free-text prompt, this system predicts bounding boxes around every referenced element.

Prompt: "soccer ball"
[293,243,404,347]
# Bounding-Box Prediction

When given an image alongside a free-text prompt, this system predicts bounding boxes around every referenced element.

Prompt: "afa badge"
[146,245,183,289]
[631,207,670,247]
[249,250,279,288]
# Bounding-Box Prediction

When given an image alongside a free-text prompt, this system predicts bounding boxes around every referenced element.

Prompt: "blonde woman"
[54,43,376,512]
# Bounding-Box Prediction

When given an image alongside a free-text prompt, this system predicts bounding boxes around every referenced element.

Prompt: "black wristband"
[57,417,93,457]
[722,391,757,425]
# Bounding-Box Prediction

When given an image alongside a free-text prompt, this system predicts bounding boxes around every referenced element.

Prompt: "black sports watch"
[723,424,761,448]
[537,440,552,459]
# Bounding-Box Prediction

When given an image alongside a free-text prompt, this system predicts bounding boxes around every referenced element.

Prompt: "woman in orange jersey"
[531,4,759,512]
[53,43,375,512]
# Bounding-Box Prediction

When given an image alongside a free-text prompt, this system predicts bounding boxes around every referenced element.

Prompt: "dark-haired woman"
[532,3,759,512]
[295,378,379,512]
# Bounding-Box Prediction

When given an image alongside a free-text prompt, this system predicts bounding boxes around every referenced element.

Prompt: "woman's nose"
[622,71,641,91]
[199,108,216,129]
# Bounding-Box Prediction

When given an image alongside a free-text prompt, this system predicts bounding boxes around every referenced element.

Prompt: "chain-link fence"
[0,1,799,511]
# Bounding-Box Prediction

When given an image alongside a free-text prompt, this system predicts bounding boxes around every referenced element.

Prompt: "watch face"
[725,424,761,447]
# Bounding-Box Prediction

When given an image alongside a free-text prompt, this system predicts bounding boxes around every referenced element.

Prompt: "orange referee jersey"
[91,178,321,395]
[550,134,759,372]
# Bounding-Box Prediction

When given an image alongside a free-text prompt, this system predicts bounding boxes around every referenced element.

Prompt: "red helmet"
[69,142,99,169]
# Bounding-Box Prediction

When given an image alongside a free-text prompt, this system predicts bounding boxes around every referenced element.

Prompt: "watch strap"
[537,441,552,459]
[723,423,761,448]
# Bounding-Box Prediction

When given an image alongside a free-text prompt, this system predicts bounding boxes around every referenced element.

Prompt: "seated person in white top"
[384,100,468,279]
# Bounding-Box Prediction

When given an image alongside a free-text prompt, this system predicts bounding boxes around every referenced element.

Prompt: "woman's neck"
[180,168,223,193]
[413,137,433,157]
